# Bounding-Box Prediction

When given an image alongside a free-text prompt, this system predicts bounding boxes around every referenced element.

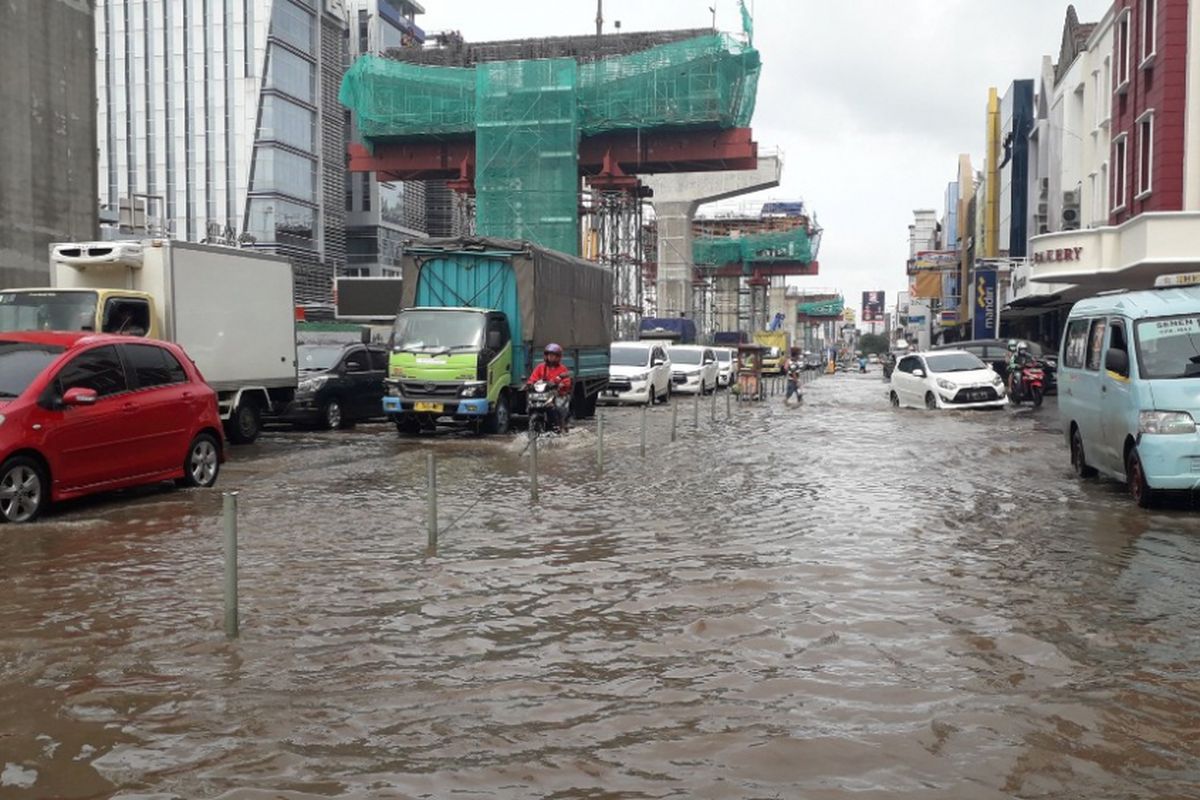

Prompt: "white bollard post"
[426,453,437,555]
[223,492,239,639]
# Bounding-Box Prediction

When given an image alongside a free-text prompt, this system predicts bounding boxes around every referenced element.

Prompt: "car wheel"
[1127,448,1155,508]
[1070,426,1098,479]
[0,456,47,524]
[890,391,900,408]
[182,433,221,488]
[321,397,344,431]
[483,393,510,435]
[924,392,939,411]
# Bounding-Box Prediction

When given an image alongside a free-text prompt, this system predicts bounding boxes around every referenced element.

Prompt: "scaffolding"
[583,188,647,340]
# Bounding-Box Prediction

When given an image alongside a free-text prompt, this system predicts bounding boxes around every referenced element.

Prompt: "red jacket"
[529,362,572,395]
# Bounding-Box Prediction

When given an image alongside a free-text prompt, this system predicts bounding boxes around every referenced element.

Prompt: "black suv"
[283,343,388,429]
[932,338,1057,395]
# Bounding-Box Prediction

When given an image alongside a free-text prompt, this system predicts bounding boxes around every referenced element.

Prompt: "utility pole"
[596,0,603,40]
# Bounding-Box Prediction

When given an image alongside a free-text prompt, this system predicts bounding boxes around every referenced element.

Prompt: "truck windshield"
[0,291,98,333]
[1136,316,1200,379]
[611,347,651,367]
[392,310,484,354]
[297,345,344,372]
[0,342,65,398]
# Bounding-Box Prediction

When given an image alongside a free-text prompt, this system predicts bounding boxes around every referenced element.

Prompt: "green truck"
[383,238,612,435]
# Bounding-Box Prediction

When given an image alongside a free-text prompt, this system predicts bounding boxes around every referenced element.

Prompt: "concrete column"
[644,155,783,324]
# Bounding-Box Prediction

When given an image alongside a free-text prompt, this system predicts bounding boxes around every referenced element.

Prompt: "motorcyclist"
[528,343,573,432]
[1007,340,1037,396]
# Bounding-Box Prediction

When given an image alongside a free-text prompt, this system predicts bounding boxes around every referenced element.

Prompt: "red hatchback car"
[0,333,224,523]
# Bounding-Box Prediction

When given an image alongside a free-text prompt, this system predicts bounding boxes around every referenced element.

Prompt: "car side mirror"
[486,331,503,350]
[63,387,98,407]
[913,369,926,378]
[1105,348,1129,376]
[652,358,665,366]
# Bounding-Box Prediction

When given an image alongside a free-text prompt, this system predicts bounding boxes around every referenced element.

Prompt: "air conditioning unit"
[1062,190,1082,231]
[1039,177,1050,196]
[1038,224,1050,235]
[1064,189,1081,205]
[1037,202,1049,215]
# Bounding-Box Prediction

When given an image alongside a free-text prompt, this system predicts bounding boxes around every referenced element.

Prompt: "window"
[362,173,371,212]
[1086,319,1108,371]
[251,147,317,202]
[1064,319,1090,369]
[1141,0,1157,65]
[1137,111,1154,198]
[270,0,315,52]
[358,9,369,55]
[897,356,919,374]
[101,298,150,336]
[122,344,187,389]
[258,96,315,151]
[1116,10,1131,92]
[246,198,316,248]
[1109,322,1131,377]
[56,346,128,398]
[343,349,369,372]
[265,45,315,104]
[1113,135,1128,212]
[368,348,388,371]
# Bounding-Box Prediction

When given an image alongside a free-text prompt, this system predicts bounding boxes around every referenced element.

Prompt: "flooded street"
[3,372,1200,799]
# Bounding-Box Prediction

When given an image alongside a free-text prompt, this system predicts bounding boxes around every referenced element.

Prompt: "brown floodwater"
[2,372,1199,799]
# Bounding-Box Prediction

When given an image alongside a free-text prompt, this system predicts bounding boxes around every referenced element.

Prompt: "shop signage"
[973,269,997,339]
[862,291,885,322]
[1032,246,1084,264]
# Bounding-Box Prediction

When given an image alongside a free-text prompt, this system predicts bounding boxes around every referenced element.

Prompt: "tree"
[858,333,890,356]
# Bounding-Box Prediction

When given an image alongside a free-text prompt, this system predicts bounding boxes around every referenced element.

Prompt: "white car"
[889,350,1007,410]
[714,347,736,387]
[669,345,720,395]
[603,342,672,405]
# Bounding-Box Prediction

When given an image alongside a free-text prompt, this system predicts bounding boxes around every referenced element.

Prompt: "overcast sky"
[420,0,1113,310]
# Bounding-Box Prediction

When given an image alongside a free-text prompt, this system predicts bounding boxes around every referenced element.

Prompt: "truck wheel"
[483,393,510,435]
[226,401,261,445]
[395,415,421,436]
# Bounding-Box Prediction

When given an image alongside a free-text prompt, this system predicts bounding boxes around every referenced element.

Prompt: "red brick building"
[1109,0,1189,221]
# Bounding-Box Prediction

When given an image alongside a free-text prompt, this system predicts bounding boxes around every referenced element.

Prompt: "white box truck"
[0,239,297,443]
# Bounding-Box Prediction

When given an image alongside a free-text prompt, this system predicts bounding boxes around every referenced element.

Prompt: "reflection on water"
[2,374,1200,798]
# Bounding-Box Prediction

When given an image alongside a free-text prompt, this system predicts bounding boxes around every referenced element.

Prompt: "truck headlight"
[1139,411,1197,435]
[459,382,487,398]
[936,378,957,391]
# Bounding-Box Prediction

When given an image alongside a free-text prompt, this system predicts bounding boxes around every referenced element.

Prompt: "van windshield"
[611,347,651,367]
[391,310,484,354]
[0,291,99,333]
[671,349,703,365]
[1136,316,1200,379]
[715,350,732,363]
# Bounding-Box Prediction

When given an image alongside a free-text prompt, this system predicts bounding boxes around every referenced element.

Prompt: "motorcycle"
[527,379,567,434]
[1008,359,1046,407]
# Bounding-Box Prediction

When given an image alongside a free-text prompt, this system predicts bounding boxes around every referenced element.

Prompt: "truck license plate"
[414,402,444,413]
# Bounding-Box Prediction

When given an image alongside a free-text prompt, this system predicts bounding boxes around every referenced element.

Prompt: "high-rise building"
[0,0,98,288]
[344,0,429,277]
[95,0,347,308]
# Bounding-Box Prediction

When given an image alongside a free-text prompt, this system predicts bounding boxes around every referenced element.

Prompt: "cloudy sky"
[420,0,1113,310]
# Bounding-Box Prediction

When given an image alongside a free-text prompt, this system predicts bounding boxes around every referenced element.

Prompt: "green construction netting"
[338,33,759,142]
[475,58,580,255]
[693,227,814,271]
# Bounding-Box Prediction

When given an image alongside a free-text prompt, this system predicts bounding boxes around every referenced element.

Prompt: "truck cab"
[0,288,159,338]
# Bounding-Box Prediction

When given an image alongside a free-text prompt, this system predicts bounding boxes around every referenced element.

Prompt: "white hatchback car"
[714,347,736,387]
[603,342,672,405]
[890,350,1007,410]
[669,345,720,395]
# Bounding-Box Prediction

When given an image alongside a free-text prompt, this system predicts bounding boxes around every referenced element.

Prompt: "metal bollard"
[640,404,648,458]
[530,433,539,505]
[693,390,700,430]
[223,492,239,639]
[597,410,605,471]
[726,386,732,419]
[671,398,678,443]
[711,386,718,421]
[426,453,438,555]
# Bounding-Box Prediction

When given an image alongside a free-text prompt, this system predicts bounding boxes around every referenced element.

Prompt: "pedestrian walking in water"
[784,347,804,405]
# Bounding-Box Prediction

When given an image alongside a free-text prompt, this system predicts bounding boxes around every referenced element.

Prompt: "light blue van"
[1060,286,1200,506]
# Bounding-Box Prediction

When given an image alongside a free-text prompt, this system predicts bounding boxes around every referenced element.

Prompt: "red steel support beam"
[349,127,760,182]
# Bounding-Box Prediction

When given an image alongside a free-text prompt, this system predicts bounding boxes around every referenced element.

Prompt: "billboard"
[908,250,960,274]
[335,277,406,320]
[862,291,885,322]
[973,269,998,339]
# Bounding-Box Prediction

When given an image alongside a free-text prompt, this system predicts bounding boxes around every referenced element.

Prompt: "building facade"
[96,0,347,308]
[344,0,428,277]
[1030,0,1200,299]
[0,0,98,288]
